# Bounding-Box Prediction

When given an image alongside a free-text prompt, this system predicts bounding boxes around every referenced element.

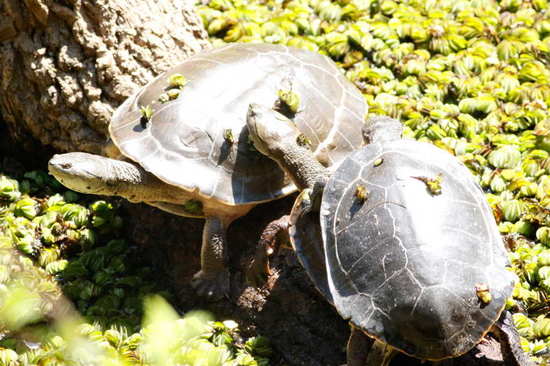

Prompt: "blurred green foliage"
[0,172,271,365]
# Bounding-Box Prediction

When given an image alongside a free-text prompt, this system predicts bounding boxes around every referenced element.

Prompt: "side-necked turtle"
[47,43,367,299]
[246,104,530,365]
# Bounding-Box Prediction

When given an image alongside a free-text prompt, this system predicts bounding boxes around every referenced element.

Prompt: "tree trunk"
[0,0,210,154]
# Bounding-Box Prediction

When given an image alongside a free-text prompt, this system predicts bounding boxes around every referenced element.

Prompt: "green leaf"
[14,197,39,219]
[533,317,550,338]
[488,146,522,169]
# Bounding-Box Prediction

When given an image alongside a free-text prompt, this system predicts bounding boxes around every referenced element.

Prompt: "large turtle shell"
[319,139,516,360]
[109,43,366,206]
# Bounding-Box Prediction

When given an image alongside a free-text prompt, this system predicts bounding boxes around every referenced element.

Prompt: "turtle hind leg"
[191,215,232,300]
[246,215,290,288]
[347,326,397,366]
[491,311,533,366]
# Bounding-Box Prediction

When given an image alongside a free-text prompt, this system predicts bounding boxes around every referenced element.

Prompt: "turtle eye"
[60,163,72,169]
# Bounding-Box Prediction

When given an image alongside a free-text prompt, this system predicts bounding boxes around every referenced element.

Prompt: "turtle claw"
[191,270,230,300]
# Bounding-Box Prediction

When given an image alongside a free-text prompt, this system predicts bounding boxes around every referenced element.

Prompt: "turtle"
[47,43,367,300]
[245,104,531,365]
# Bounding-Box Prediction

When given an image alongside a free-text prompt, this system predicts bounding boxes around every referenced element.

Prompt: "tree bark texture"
[0,0,210,153]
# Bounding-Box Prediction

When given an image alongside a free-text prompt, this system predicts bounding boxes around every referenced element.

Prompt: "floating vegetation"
[3,0,550,362]
[0,171,162,330]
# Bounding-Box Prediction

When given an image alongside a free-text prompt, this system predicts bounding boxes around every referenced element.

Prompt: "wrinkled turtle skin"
[320,134,516,360]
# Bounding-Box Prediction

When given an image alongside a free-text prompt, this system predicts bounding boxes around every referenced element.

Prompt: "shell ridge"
[312,73,347,157]
[408,277,425,315]
[325,150,382,318]
[332,159,372,278]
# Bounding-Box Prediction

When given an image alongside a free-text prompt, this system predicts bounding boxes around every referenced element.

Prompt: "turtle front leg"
[191,216,232,300]
[246,215,290,287]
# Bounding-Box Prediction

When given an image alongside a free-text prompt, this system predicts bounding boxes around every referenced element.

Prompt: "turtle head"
[247,103,329,191]
[362,115,403,144]
[246,103,301,160]
[48,152,123,196]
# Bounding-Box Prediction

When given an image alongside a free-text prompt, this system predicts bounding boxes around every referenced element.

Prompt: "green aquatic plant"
[0,171,271,365]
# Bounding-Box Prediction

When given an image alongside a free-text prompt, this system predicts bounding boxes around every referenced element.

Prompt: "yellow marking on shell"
[297,134,312,148]
[301,189,311,203]
[374,158,383,167]
[277,89,301,114]
[224,129,235,144]
[475,283,492,304]
[158,93,170,103]
[413,173,443,195]
[139,105,154,128]
[355,184,368,202]
[167,89,181,100]
[167,73,188,89]
[140,105,153,119]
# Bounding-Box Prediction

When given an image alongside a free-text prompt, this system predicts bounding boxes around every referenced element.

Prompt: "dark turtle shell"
[289,190,333,304]
[319,139,516,360]
[109,43,366,206]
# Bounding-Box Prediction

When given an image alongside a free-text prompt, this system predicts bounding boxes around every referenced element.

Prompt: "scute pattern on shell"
[320,139,516,360]
[109,43,367,205]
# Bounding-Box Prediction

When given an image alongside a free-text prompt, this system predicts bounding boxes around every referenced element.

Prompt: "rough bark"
[0,0,210,154]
